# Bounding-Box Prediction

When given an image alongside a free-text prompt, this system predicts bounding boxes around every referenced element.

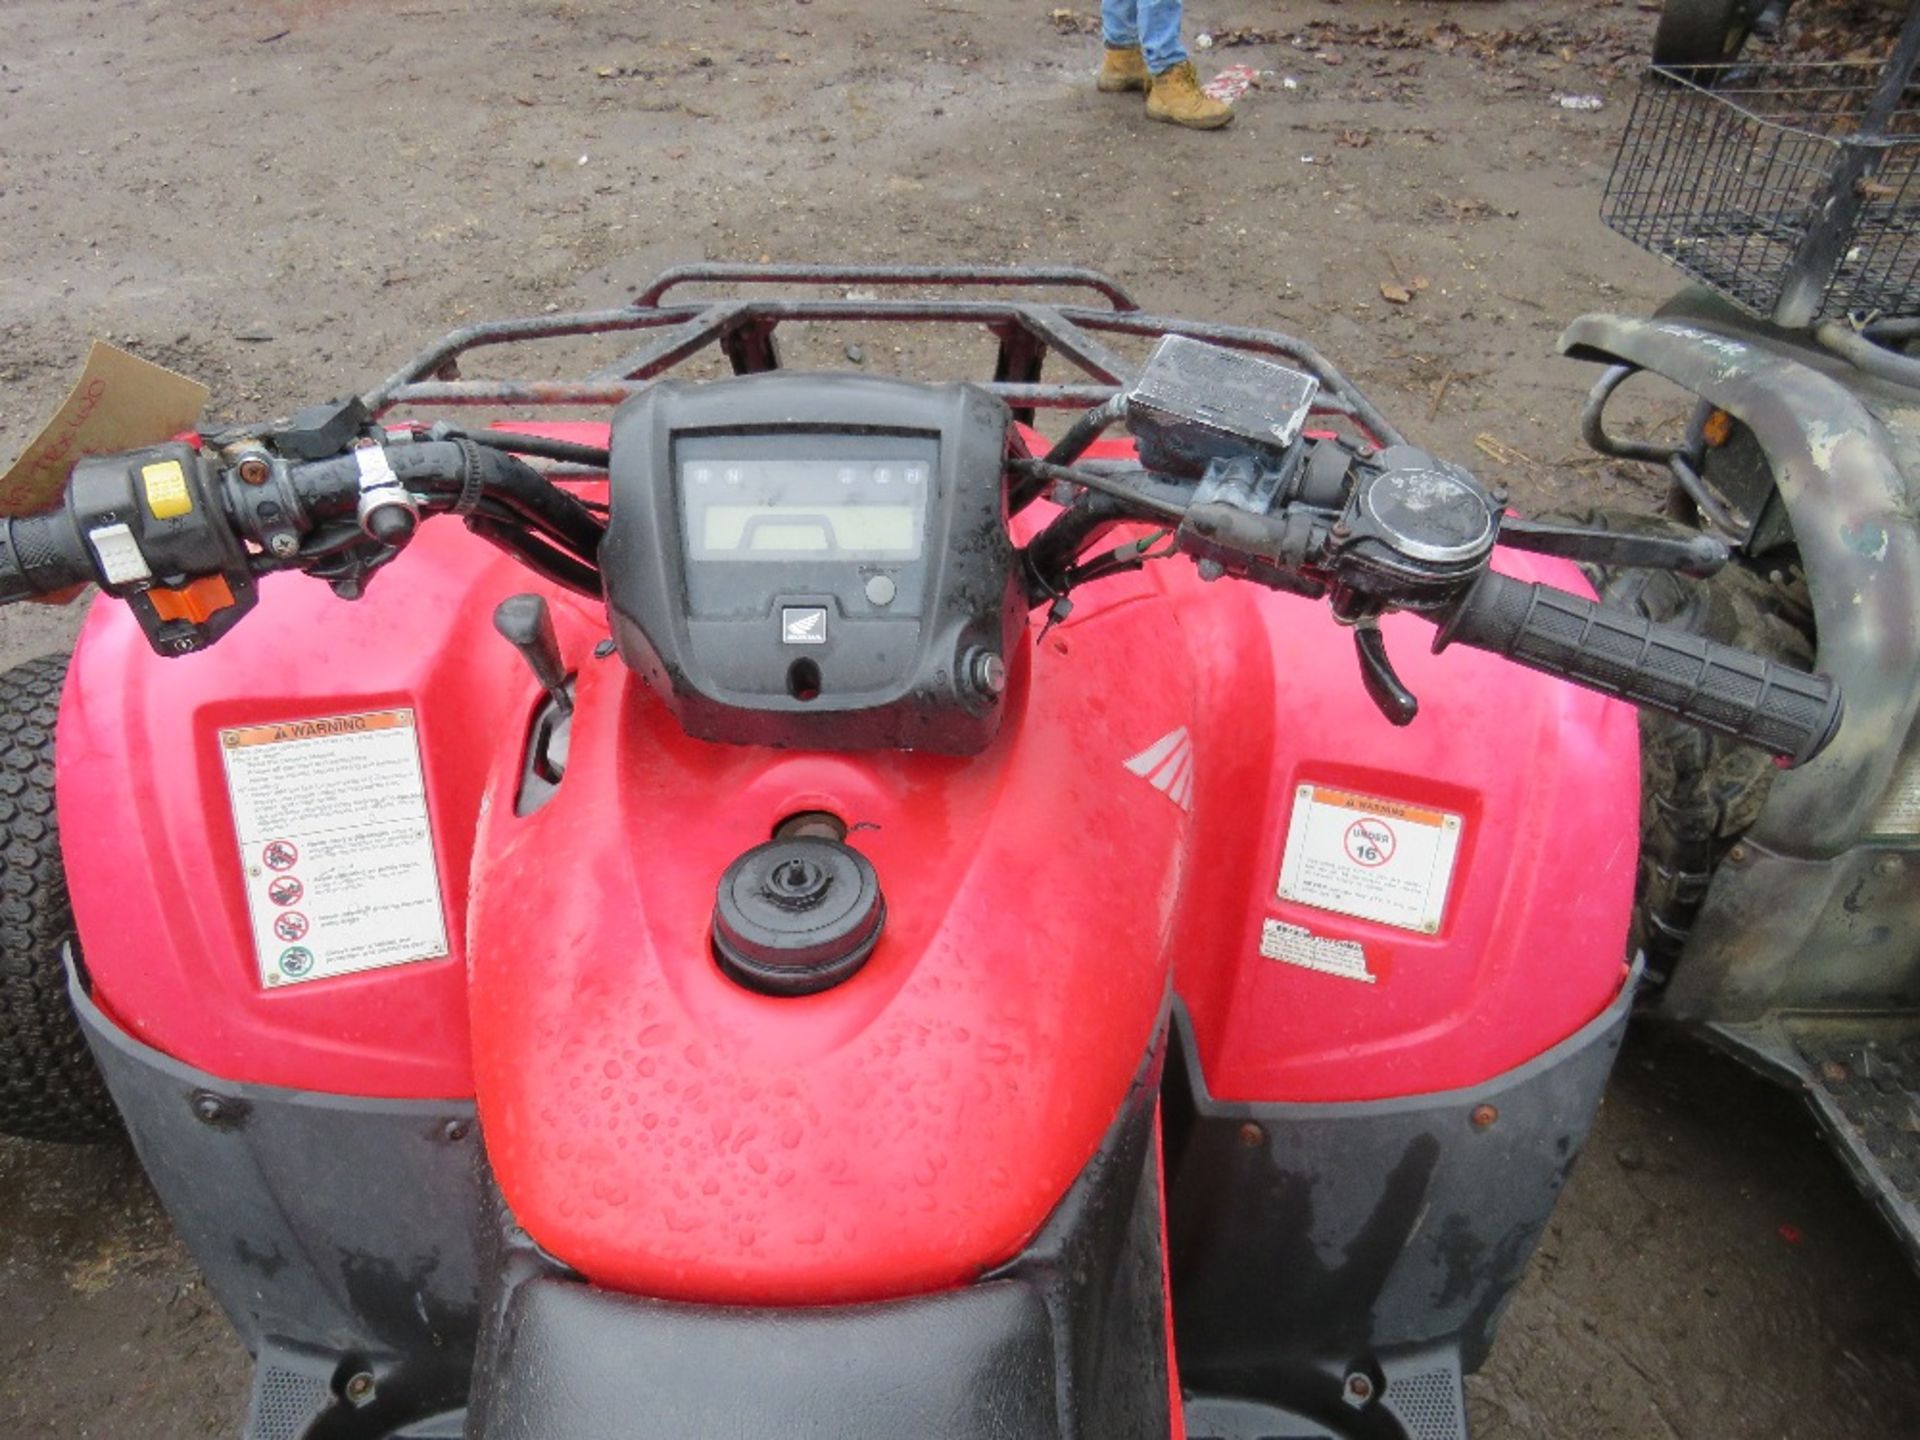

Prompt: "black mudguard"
[68,954,484,1440]
[1166,972,1637,1440]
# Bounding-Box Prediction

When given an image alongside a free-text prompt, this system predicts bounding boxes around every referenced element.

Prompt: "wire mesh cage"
[1602,60,1920,325]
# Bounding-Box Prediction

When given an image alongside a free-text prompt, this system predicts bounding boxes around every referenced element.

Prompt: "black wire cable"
[466,447,605,559]
[466,517,602,597]
[454,428,612,470]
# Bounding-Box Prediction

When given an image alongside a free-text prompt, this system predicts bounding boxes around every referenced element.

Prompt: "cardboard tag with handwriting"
[0,342,209,517]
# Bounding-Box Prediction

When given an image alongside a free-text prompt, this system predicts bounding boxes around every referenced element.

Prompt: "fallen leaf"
[1380,282,1413,304]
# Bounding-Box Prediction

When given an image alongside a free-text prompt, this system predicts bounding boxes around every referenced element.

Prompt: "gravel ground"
[2,1,1917,1435]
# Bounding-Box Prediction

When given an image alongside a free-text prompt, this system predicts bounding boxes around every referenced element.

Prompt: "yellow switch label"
[141,459,192,520]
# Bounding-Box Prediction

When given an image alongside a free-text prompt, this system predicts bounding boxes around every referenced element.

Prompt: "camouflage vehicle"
[1563,22,1920,1261]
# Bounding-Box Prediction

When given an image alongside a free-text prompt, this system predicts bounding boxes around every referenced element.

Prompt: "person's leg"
[1100,0,1139,48]
[1137,0,1188,74]
[1097,0,1151,94]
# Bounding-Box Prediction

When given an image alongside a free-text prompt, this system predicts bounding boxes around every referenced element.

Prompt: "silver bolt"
[344,1372,376,1406]
[971,651,1008,698]
[267,532,300,558]
[1342,1372,1375,1408]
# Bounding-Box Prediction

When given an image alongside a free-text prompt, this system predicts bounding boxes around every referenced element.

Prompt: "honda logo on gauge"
[781,607,828,645]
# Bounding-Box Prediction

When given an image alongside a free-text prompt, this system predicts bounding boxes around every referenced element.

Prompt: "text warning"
[1276,784,1464,934]
[221,708,449,988]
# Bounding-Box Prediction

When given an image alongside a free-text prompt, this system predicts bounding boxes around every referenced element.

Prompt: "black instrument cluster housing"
[601,373,1022,754]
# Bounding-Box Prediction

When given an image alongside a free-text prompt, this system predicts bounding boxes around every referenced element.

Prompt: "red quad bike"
[0,267,1841,1440]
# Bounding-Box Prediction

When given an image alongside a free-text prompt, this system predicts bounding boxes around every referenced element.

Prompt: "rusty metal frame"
[359,264,1404,447]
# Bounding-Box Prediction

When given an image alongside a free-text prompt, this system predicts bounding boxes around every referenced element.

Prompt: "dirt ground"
[2,0,1918,1435]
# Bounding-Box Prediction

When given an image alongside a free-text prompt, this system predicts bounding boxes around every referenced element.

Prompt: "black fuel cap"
[712,837,885,996]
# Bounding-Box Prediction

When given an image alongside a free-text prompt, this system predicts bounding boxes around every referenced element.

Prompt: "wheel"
[1652,0,1759,75]
[0,653,120,1142]
[1551,508,1813,987]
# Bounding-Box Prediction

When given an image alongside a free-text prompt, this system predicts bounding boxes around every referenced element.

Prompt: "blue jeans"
[1101,0,1187,74]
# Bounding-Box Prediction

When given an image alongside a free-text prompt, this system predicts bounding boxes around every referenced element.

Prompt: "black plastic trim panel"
[69,956,485,1440]
[1166,968,1639,1440]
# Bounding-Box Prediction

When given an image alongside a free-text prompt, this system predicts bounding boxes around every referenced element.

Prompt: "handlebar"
[0,411,607,655]
[0,375,1844,767]
[1435,570,1842,766]
[1013,420,1842,766]
[0,511,94,603]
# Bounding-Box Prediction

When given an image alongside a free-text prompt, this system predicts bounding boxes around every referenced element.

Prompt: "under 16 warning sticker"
[220,709,449,988]
[1276,784,1463,934]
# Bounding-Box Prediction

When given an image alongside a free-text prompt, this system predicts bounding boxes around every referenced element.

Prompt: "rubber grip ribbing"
[0,512,94,603]
[1439,569,1843,766]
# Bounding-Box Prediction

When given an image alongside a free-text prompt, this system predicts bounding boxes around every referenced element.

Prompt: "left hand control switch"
[63,442,258,654]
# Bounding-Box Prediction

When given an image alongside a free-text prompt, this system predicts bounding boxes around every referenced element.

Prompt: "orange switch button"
[148,574,234,624]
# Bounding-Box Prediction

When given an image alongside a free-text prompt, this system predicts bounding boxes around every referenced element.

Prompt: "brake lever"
[1352,621,1419,726]
[1496,515,1727,578]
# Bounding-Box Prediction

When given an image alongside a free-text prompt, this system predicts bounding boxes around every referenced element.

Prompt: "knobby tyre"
[0,653,120,1142]
[1553,508,1812,986]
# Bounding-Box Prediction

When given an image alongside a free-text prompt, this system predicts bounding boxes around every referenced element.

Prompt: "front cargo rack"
[359,263,1405,448]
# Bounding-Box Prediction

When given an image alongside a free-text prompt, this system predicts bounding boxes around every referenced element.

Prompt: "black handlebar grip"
[0,511,94,603]
[1436,569,1843,766]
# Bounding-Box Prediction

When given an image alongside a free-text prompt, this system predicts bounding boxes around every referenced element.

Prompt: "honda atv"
[0,266,1838,1440]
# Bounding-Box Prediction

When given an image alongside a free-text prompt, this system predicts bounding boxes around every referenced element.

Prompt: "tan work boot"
[1097,45,1151,94]
[1146,60,1233,129]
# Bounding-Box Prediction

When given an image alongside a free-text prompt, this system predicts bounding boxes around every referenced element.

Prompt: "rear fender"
[1562,307,1920,857]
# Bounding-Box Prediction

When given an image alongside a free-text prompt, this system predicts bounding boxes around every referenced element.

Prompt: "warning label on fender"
[220,709,448,988]
[1276,785,1463,934]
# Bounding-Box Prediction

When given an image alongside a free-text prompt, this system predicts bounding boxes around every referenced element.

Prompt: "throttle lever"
[1497,516,1728,578]
[1353,622,1419,727]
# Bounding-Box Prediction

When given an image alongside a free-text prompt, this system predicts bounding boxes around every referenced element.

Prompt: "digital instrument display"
[678,437,936,563]
[608,375,1016,754]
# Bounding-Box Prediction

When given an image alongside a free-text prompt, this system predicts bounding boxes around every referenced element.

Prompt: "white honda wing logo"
[1123,726,1194,812]
[781,607,828,645]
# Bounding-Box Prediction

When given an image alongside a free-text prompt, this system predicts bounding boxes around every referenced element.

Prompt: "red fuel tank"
[465,564,1189,1304]
[57,424,1638,1309]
